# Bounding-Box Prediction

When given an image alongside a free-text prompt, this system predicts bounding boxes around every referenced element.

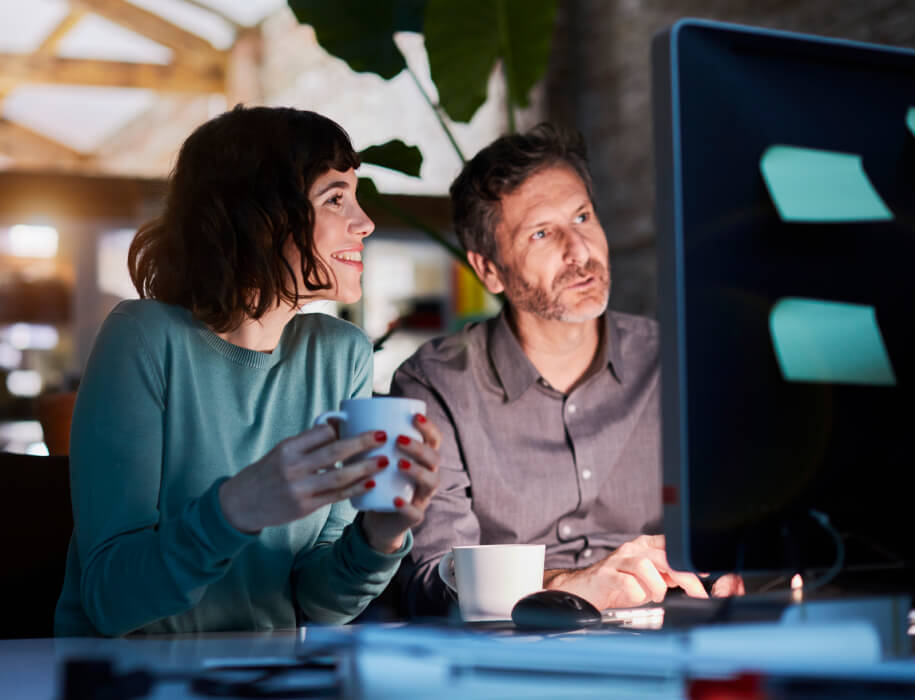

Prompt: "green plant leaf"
[359,140,423,177]
[288,0,427,79]
[424,0,557,123]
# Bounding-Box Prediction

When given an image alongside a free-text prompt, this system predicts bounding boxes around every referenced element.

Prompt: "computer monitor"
[652,19,915,588]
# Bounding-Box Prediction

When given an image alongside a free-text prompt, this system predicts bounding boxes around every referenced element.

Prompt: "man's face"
[475,165,610,323]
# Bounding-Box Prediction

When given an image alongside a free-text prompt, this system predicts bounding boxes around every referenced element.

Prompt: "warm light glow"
[6,225,59,258]
[791,573,804,602]
[7,369,42,397]
[0,342,22,369]
[6,323,59,350]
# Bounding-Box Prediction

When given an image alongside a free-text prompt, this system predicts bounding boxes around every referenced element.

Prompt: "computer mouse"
[511,590,603,631]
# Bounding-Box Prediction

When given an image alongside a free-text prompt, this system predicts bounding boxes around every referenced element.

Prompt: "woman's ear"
[466,251,505,295]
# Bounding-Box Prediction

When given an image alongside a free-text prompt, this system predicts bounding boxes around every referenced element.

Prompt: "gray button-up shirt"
[390,307,662,616]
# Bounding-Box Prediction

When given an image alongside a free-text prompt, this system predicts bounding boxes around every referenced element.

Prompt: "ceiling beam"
[36,8,88,55]
[72,0,228,71]
[177,0,244,31]
[0,54,224,93]
[0,119,89,170]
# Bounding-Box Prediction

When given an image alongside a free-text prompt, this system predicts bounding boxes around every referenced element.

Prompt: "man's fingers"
[668,570,708,598]
[711,573,745,597]
[619,557,668,603]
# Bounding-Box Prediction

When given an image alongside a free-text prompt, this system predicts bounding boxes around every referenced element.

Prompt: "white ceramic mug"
[313,397,426,512]
[438,544,546,621]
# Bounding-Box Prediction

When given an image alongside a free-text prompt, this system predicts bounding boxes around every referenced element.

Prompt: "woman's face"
[297,167,375,305]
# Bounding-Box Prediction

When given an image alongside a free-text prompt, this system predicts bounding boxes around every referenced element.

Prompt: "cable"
[801,509,845,594]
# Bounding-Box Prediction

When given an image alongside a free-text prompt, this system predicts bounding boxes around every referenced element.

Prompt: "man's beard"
[500,258,611,322]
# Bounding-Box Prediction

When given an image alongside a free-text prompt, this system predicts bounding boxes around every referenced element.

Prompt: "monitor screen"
[652,19,915,587]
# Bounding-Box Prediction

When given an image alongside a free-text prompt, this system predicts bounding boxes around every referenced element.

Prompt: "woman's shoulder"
[101,299,196,352]
[290,310,372,353]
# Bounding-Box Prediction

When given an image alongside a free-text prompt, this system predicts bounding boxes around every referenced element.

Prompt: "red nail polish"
[416,414,427,424]
[364,480,376,489]
[398,459,410,470]
[393,497,405,508]
[396,435,410,446]
[377,456,389,469]
[374,431,387,443]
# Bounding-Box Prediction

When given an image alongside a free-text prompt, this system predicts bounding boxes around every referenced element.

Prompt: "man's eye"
[574,212,589,224]
[531,230,546,240]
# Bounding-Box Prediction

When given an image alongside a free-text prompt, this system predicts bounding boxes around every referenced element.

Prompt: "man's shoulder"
[608,309,659,343]
[395,318,491,385]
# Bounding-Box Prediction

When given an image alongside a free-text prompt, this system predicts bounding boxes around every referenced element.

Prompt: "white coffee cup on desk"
[438,544,546,622]
[314,397,426,512]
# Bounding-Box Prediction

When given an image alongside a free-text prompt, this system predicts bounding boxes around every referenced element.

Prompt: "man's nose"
[561,228,590,266]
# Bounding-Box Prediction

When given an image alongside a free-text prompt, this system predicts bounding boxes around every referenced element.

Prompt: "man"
[391,124,740,617]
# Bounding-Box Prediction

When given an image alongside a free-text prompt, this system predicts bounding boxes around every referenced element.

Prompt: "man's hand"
[543,534,708,609]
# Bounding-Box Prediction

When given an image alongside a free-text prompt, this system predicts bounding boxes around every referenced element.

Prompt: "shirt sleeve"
[389,358,481,617]
[70,310,256,637]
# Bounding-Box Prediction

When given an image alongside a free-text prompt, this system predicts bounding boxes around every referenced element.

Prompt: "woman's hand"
[218,423,390,534]
[361,414,442,553]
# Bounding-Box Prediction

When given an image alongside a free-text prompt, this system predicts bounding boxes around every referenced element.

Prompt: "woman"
[55,106,441,636]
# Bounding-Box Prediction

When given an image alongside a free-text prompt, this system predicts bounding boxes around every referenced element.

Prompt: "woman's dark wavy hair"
[128,105,360,332]
[449,123,593,263]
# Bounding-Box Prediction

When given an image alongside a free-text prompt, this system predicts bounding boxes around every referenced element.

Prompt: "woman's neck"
[214,304,297,353]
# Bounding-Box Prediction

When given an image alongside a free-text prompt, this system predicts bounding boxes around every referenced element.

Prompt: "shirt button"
[567,403,577,414]
[581,469,592,480]
[583,548,593,558]
[561,525,572,537]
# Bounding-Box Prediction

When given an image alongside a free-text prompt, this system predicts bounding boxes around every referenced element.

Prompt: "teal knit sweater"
[55,300,409,636]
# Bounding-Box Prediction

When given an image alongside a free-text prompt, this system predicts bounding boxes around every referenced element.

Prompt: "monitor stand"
[658,591,911,657]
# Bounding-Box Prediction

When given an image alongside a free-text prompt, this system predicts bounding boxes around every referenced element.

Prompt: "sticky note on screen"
[760,146,893,222]
[769,298,896,385]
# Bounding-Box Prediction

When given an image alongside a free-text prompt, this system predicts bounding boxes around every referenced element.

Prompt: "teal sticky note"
[770,298,896,386]
[760,145,893,222]
[907,107,915,137]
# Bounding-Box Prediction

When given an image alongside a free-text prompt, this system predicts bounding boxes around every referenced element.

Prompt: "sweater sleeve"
[69,310,256,636]
[292,507,411,623]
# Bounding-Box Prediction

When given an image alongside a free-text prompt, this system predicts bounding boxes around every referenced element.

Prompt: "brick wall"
[545,0,915,315]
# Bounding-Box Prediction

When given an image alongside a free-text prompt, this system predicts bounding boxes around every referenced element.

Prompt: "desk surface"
[4,621,915,700]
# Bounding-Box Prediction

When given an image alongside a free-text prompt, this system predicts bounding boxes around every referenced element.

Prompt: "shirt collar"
[488,307,625,402]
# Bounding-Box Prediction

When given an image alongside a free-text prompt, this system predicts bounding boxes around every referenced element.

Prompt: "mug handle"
[313,410,347,430]
[438,551,457,594]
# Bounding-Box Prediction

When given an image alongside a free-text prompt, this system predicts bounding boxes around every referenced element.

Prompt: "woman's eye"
[531,230,546,240]
[326,194,343,207]
[574,211,589,224]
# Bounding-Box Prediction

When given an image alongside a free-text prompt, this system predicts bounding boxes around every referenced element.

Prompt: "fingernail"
[393,497,405,508]
[416,414,427,424]
[377,456,389,469]
[396,435,410,446]
[398,459,410,470]
[374,431,387,443]
[364,480,376,490]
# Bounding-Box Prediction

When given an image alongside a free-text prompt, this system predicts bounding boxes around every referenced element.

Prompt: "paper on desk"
[769,298,896,385]
[759,145,892,222]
